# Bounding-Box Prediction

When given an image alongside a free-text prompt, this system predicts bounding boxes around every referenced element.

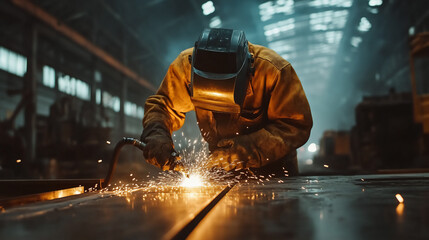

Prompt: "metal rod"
[169,183,236,240]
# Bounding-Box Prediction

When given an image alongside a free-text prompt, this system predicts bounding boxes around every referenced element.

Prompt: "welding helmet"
[190,28,253,113]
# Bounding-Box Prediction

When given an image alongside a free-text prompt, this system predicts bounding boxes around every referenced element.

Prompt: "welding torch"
[104,137,183,187]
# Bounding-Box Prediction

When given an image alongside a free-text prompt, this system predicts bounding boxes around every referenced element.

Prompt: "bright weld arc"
[103,135,290,195]
[180,173,205,188]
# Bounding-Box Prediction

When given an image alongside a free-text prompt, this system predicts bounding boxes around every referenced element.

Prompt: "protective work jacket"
[143,43,313,175]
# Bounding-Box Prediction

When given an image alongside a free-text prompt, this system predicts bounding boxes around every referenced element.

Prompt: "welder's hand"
[207,135,260,171]
[141,123,175,169]
[143,135,175,168]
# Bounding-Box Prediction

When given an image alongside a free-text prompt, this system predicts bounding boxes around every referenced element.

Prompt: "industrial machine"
[351,91,421,171]
[315,33,429,173]
[409,32,429,134]
[409,32,429,166]
[0,94,114,179]
[312,130,352,172]
[37,97,113,178]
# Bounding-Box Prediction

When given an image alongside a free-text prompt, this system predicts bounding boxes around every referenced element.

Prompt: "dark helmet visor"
[191,28,252,113]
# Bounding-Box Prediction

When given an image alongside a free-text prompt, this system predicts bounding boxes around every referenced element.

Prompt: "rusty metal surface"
[188,174,429,240]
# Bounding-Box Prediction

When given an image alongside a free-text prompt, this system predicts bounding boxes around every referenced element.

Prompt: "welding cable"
[103,137,146,188]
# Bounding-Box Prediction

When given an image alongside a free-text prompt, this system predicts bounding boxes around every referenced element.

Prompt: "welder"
[141,28,312,176]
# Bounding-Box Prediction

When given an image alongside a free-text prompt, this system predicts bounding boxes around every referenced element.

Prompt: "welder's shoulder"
[250,43,290,71]
[169,48,193,70]
[178,48,194,62]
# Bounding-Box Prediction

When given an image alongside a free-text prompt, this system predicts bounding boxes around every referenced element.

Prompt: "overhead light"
[209,16,222,28]
[409,26,415,36]
[357,17,371,32]
[201,1,215,16]
[351,36,362,47]
[308,143,318,153]
[368,8,379,14]
[368,0,383,7]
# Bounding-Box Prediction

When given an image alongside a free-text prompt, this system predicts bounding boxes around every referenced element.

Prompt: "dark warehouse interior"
[0,0,429,239]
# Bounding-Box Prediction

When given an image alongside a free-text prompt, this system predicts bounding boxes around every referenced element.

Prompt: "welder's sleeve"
[208,64,312,170]
[240,64,313,168]
[142,51,194,134]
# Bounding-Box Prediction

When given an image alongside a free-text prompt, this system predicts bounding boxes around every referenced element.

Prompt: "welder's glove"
[140,122,175,169]
[207,134,261,171]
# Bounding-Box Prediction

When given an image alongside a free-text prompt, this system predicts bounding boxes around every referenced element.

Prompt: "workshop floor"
[1,173,428,240]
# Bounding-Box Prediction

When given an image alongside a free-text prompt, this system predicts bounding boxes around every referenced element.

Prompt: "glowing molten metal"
[180,174,204,188]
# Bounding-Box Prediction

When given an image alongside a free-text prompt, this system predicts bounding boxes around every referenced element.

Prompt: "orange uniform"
[143,43,312,174]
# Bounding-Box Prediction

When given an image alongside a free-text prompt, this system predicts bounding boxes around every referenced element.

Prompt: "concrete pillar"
[119,41,128,135]
[24,23,38,165]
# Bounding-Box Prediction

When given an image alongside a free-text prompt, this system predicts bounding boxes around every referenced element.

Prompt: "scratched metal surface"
[0,186,225,240]
[188,173,429,240]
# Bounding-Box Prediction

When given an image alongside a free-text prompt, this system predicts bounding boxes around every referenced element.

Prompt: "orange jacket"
[143,43,313,168]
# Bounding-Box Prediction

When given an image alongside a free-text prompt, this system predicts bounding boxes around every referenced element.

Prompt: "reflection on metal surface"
[396,203,404,216]
[112,185,226,209]
[0,186,84,209]
[189,174,429,240]
[167,184,235,240]
[104,184,229,240]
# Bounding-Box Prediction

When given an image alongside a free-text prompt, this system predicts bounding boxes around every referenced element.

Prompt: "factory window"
[325,31,343,44]
[42,65,55,88]
[309,10,348,32]
[125,101,144,118]
[75,79,90,100]
[0,46,27,77]
[124,101,136,117]
[263,18,295,41]
[268,40,293,54]
[94,70,102,82]
[58,74,90,101]
[309,0,352,8]
[96,89,101,104]
[258,0,294,22]
[103,91,120,112]
[308,43,335,56]
[137,106,144,118]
